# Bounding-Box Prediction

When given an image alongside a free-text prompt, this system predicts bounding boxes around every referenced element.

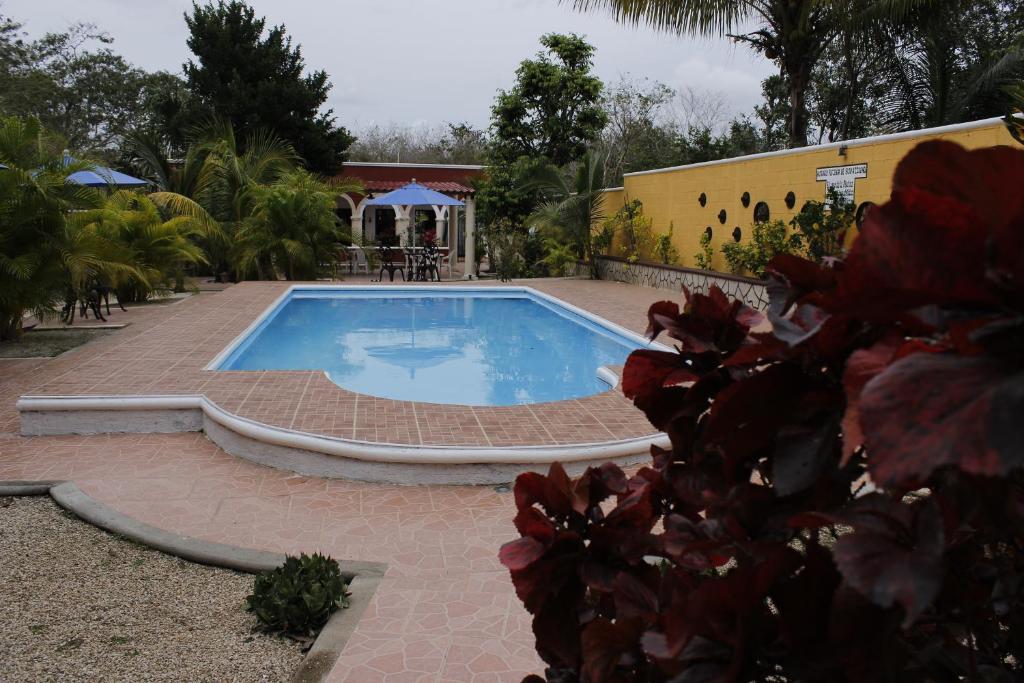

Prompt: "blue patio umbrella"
[363,181,465,209]
[364,181,464,247]
[62,150,148,188]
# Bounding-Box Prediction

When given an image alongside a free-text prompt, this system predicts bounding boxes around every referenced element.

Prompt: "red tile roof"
[362,179,474,194]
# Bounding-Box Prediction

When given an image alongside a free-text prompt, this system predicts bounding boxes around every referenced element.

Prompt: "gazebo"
[336,162,482,279]
[363,180,465,248]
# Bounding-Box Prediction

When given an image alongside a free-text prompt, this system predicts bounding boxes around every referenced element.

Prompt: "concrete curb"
[2,480,387,682]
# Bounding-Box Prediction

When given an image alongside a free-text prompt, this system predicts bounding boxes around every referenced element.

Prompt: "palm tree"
[568,0,930,148]
[234,170,363,281]
[192,122,300,281]
[525,150,607,278]
[72,191,213,302]
[872,2,1024,130]
[0,117,107,339]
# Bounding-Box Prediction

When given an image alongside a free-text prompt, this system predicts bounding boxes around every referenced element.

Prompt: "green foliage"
[873,0,1024,130]
[721,219,801,278]
[598,76,677,183]
[235,169,357,280]
[525,150,607,277]
[790,187,855,261]
[591,221,615,257]
[0,20,186,156]
[606,199,654,264]
[490,33,607,167]
[182,1,353,174]
[1007,83,1024,144]
[0,116,131,340]
[246,553,349,637]
[541,238,579,277]
[694,228,713,270]
[474,156,544,228]
[654,222,678,265]
[481,218,527,282]
[73,191,212,302]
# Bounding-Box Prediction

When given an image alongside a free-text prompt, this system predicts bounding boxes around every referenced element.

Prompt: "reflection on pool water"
[215,289,645,406]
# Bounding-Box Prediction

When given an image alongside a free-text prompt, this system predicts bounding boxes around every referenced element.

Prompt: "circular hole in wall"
[753,201,770,223]
[698,192,707,207]
[732,227,742,242]
[704,226,713,239]
[855,201,876,229]
[717,209,727,224]
[741,191,751,207]
[785,191,796,209]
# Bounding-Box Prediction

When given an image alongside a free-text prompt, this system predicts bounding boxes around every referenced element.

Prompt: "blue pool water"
[215,288,644,406]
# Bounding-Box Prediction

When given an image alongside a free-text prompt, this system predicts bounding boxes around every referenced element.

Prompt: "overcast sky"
[4,0,775,132]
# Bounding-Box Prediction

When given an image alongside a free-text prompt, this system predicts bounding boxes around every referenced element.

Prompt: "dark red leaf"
[840,334,902,464]
[613,572,660,622]
[700,364,806,461]
[861,353,1024,487]
[533,590,583,670]
[647,300,681,339]
[833,500,944,627]
[514,507,557,542]
[772,412,841,496]
[499,537,545,571]
[581,618,644,682]
[622,349,699,400]
[832,141,1024,315]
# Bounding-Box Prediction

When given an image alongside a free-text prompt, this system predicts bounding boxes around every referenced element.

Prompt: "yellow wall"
[601,118,1017,273]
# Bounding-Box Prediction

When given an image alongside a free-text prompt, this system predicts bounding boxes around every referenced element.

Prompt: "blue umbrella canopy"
[62,151,148,188]
[364,181,464,207]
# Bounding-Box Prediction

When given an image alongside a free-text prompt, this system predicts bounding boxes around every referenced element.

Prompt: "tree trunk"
[787,69,810,148]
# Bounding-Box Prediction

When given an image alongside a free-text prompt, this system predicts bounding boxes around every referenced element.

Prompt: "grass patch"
[0,329,113,358]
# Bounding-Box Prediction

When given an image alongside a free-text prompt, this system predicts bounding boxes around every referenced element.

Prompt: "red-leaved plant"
[500,141,1024,682]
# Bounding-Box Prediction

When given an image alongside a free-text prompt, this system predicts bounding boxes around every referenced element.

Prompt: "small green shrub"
[246,553,350,637]
[606,199,654,263]
[694,229,713,270]
[542,238,578,277]
[654,222,678,265]
[482,218,527,282]
[591,222,615,257]
[790,186,855,261]
[721,219,802,277]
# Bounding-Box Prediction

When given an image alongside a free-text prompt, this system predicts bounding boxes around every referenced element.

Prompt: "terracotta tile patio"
[0,278,682,680]
[19,279,667,449]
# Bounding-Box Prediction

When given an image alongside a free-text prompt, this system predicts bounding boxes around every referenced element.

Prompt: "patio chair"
[438,248,452,279]
[349,245,370,276]
[379,247,406,282]
[416,242,441,282]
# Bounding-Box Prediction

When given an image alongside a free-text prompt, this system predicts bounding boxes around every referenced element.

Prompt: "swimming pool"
[212,286,649,406]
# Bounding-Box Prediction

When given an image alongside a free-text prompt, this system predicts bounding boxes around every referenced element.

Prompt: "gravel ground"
[0,496,304,682]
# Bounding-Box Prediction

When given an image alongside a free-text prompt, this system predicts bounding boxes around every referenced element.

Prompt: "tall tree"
[0,20,184,156]
[872,0,1024,130]
[569,0,839,147]
[598,76,678,183]
[490,33,607,166]
[182,1,353,174]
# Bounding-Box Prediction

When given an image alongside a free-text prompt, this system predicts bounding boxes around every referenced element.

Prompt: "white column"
[448,204,459,278]
[395,206,410,246]
[433,205,447,244]
[351,212,363,241]
[464,196,476,280]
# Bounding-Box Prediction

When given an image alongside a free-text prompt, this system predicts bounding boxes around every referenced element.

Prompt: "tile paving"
[0,278,682,680]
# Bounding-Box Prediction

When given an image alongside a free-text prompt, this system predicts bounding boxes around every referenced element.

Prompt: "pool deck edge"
[17,393,667,485]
